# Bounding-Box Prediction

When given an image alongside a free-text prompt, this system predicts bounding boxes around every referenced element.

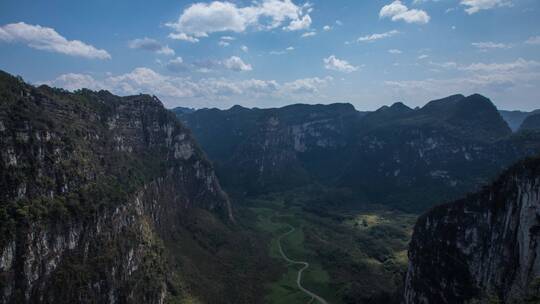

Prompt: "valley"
[236,188,416,304]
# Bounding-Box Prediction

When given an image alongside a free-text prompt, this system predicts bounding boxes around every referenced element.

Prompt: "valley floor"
[237,188,417,304]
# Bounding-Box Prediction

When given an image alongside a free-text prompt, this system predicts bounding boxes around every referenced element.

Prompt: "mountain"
[520,113,540,132]
[404,156,540,303]
[178,102,365,195]
[500,109,540,132]
[0,71,269,304]
[171,106,196,115]
[177,94,539,212]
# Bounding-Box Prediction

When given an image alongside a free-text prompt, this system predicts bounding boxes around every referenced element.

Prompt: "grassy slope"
[240,190,416,304]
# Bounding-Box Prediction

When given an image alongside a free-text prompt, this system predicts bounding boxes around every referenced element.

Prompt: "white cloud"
[282,76,333,94]
[525,36,540,45]
[388,49,402,54]
[165,56,254,73]
[418,54,429,59]
[429,61,458,68]
[459,58,540,72]
[323,55,359,73]
[220,36,235,41]
[323,25,332,31]
[0,22,110,59]
[472,41,511,49]
[284,14,312,31]
[460,0,512,14]
[386,58,540,104]
[241,45,249,52]
[358,30,399,42]
[166,0,312,41]
[46,73,102,91]
[166,57,189,72]
[301,31,317,38]
[168,32,200,43]
[45,68,332,108]
[218,40,230,47]
[223,56,252,71]
[128,37,175,55]
[379,1,430,24]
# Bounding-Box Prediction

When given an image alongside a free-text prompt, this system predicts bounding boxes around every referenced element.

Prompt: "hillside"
[0,70,271,304]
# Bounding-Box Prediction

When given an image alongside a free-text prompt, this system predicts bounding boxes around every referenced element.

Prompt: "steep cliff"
[0,71,234,303]
[179,103,363,194]
[178,94,540,212]
[404,156,540,304]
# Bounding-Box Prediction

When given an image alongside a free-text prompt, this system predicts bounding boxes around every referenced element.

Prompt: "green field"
[240,190,417,304]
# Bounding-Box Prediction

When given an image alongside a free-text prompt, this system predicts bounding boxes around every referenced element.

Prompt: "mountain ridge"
[177,93,539,211]
[0,70,275,304]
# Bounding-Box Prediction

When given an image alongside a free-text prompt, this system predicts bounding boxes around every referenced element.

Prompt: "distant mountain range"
[176,94,540,211]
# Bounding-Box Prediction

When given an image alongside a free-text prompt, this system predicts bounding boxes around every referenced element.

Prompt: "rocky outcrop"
[0,71,231,303]
[178,103,362,194]
[178,94,540,212]
[404,156,540,303]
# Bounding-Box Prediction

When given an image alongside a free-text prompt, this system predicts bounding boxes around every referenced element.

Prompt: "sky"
[0,0,539,111]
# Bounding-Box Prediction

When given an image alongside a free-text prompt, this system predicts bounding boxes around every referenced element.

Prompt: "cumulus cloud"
[284,14,312,31]
[165,56,252,73]
[323,55,359,73]
[385,57,540,105]
[222,56,252,71]
[525,36,540,45]
[379,1,430,24]
[218,40,230,47]
[241,45,249,52]
[46,73,102,91]
[388,49,402,54]
[270,46,295,55]
[165,57,189,72]
[45,68,332,108]
[168,32,200,43]
[0,22,110,59]
[429,61,458,68]
[282,76,333,94]
[166,0,312,41]
[323,25,332,31]
[459,58,540,72]
[301,31,316,38]
[472,41,511,50]
[128,37,174,55]
[460,0,512,14]
[358,30,399,42]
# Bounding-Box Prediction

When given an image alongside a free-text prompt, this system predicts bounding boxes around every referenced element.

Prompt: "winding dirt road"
[277,224,329,304]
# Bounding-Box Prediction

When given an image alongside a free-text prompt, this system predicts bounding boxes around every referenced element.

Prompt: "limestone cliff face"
[404,156,540,304]
[0,71,231,303]
[179,95,540,212]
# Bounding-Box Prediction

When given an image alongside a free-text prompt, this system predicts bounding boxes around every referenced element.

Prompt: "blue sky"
[1,0,539,110]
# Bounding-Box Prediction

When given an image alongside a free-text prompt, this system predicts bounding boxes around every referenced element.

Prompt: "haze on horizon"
[0,0,539,111]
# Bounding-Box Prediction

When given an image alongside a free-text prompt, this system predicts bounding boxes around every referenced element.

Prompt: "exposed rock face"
[0,71,231,303]
[179,103,362,194]
[404,156,540,304]
[178,94,540,211]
